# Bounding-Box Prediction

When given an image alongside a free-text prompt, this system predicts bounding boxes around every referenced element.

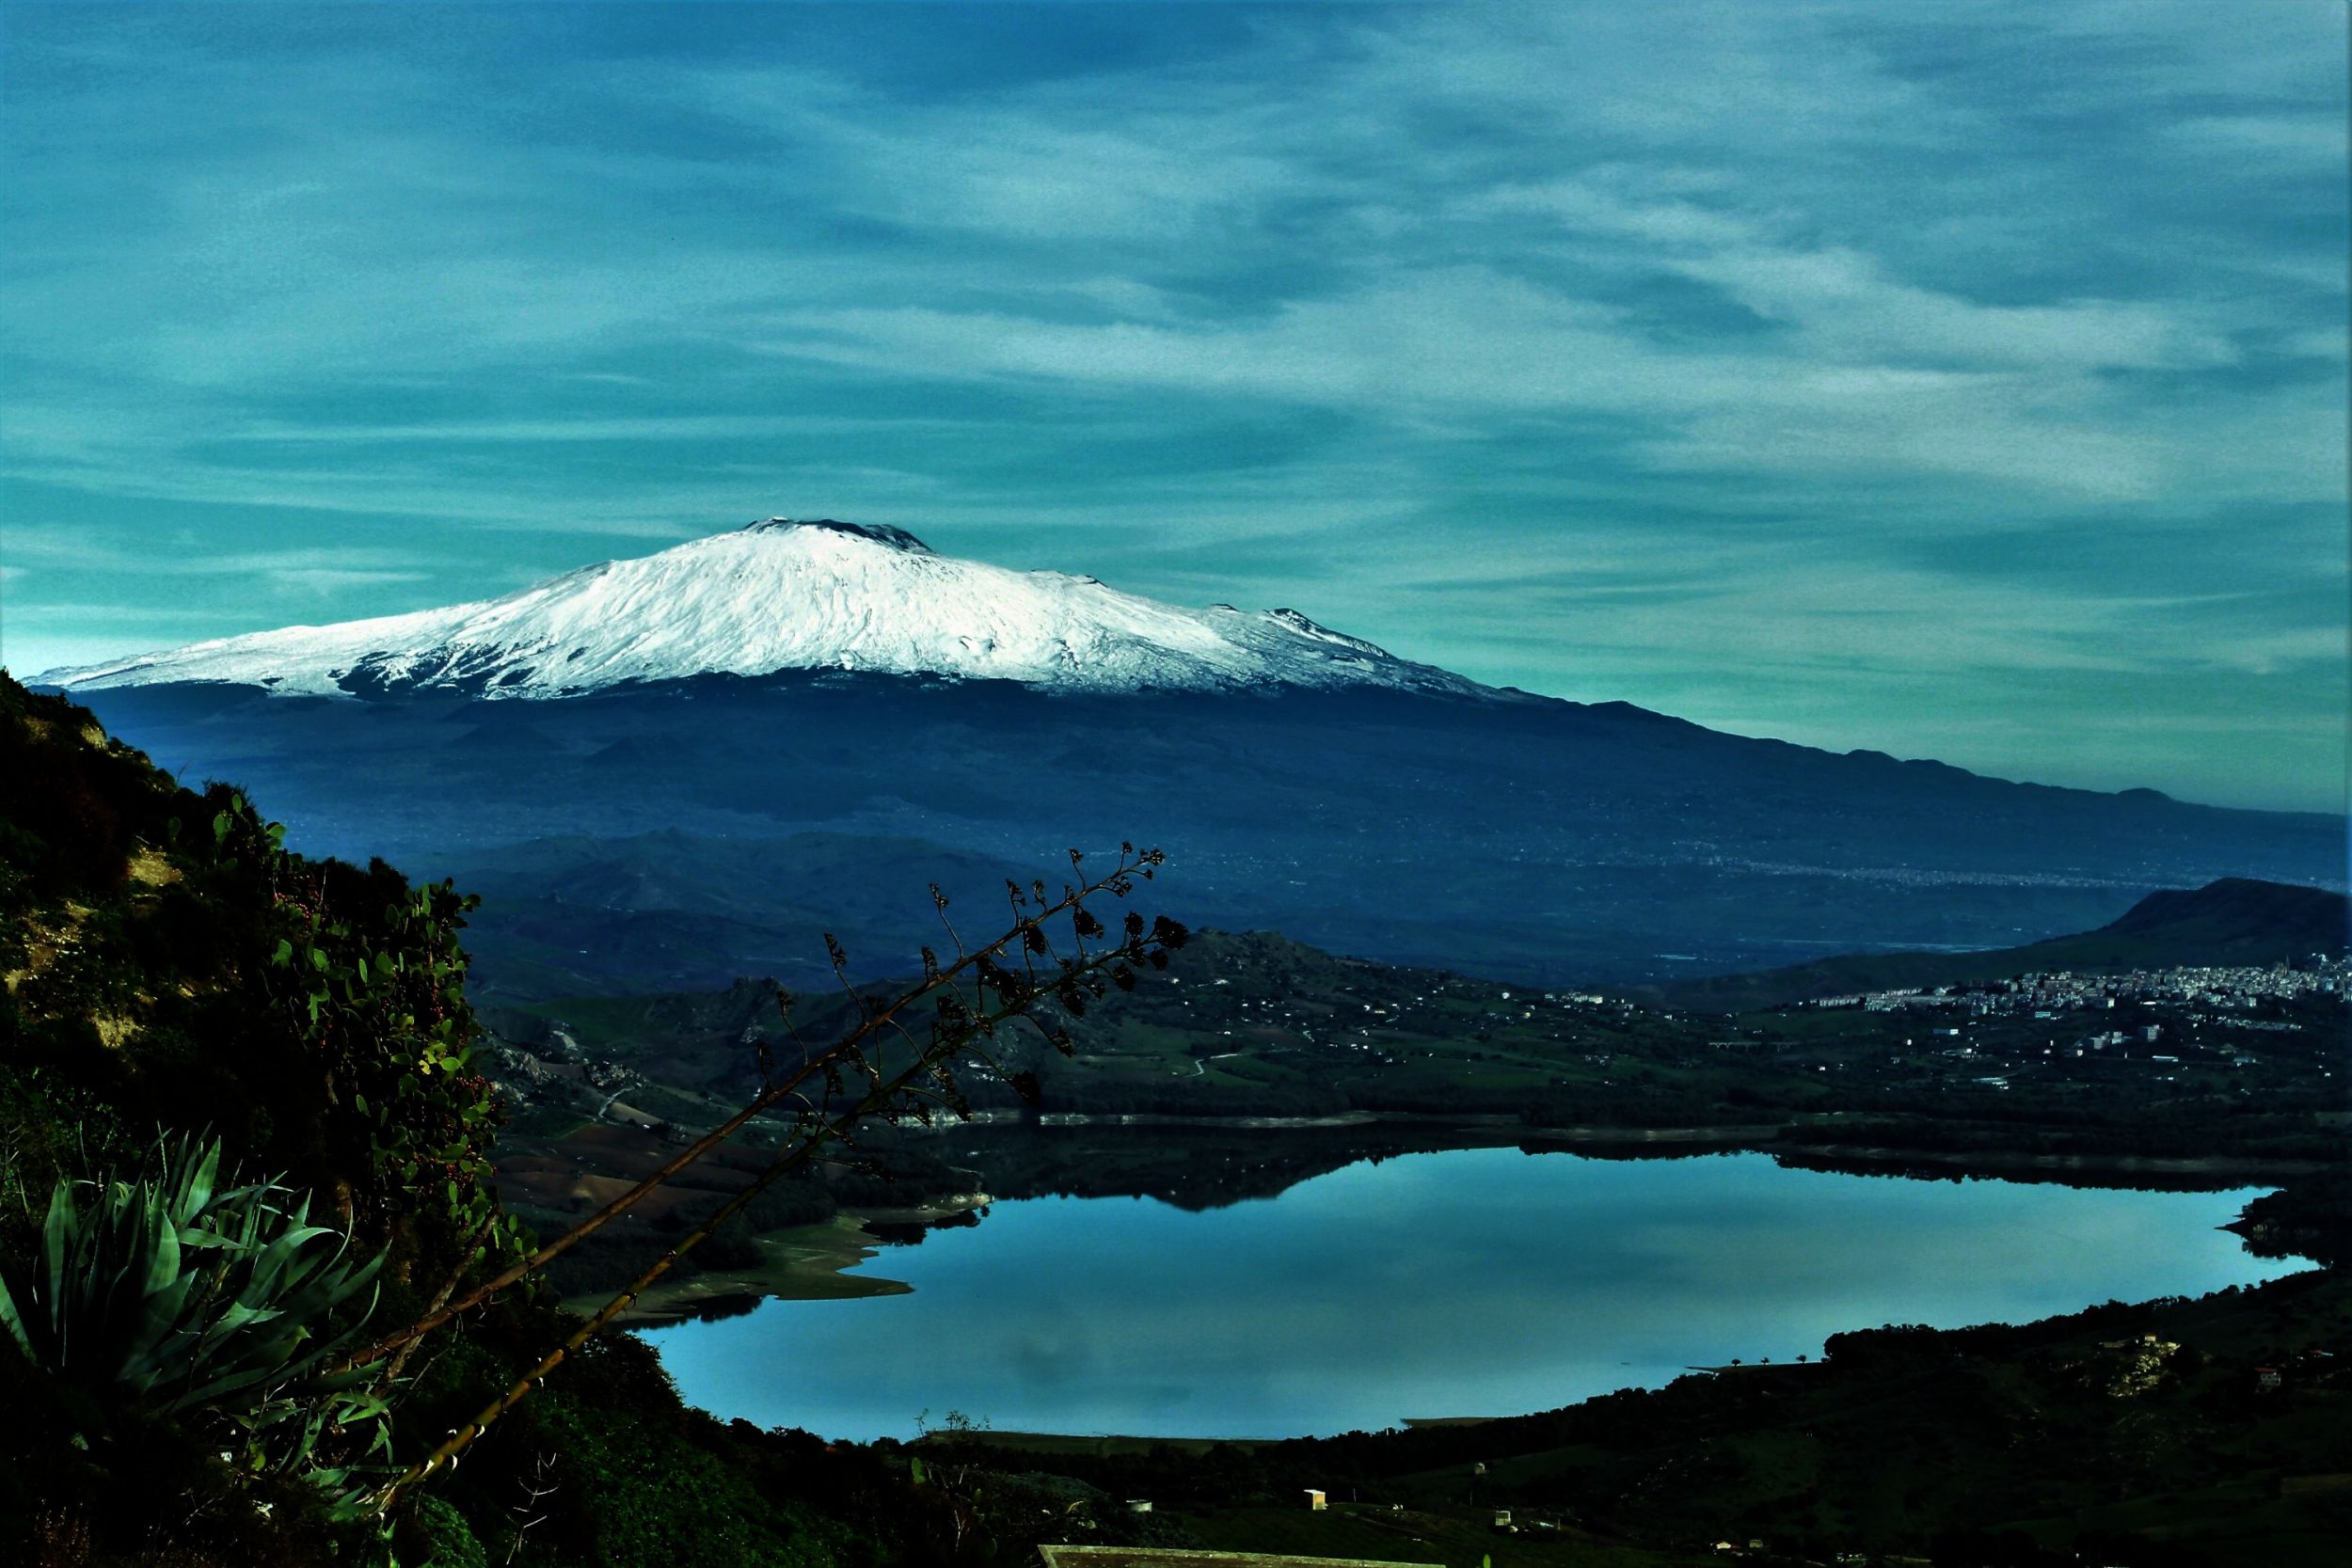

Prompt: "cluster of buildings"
[1825,958,2348,1020]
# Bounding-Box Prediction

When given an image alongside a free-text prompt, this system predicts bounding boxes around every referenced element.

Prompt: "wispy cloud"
[209,415,981,445]
[0,0,2342,807]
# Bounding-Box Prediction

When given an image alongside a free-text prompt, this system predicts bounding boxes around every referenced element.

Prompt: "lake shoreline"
[639,1144,2311,1445]
[589,1191,996,1324]
[590,1120,2319,1323]
[908,1107,2328,1180]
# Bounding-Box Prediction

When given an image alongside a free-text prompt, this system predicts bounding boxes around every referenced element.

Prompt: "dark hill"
[54,673,2347,999]
[1648,876,2350,1012]
[2103,875,2348,948]
[441,828,1034,999]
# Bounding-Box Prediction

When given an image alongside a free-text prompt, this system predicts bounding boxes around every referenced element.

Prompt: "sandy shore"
[587,1191,996,1324]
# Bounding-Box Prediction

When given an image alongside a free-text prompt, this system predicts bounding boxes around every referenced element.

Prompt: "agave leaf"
[128,1269,203,1370]
[0,1262,32,1360]
[206,1299,272,1337]
[138,1211,183,1303]
[40,1180,78,1343]
[8,1135,387,1452]
[178,1139,220,1218]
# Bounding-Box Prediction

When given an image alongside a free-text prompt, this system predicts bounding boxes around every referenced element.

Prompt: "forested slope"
[0,673,948,1568]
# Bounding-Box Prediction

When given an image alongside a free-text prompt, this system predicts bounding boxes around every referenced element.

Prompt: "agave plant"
[0,1133,382,1425]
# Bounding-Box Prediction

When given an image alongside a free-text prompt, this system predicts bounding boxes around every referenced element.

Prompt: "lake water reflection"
[643,1147,2303,1441]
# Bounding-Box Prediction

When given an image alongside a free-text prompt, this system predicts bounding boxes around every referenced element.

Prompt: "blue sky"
[1,1,2344,812]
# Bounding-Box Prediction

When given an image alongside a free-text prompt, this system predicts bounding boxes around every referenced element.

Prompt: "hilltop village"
[1775,960,2347,1099]
[1826,958,2346,1018]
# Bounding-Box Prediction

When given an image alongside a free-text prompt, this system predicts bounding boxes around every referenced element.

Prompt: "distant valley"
[481,878,2351,1315]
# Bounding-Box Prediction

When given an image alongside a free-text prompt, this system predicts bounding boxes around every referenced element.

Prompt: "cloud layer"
[2,1,2343,809]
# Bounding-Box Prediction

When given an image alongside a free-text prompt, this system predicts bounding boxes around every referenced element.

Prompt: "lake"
[642,1146,2305,1442]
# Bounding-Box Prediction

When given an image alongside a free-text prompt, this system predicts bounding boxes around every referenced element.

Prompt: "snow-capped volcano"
[38,518,1497,701]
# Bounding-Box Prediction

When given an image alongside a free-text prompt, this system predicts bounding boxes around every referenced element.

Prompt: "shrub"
[0,1132,389,1506]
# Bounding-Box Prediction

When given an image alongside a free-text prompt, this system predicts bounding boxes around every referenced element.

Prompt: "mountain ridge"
[36,517,1497,703]
[43,670,2343,998]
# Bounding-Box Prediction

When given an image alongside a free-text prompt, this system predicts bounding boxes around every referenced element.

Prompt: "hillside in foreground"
[0,673,1009,1567]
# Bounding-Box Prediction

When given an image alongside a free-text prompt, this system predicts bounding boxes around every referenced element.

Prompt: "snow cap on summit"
[38,517,1500,703]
